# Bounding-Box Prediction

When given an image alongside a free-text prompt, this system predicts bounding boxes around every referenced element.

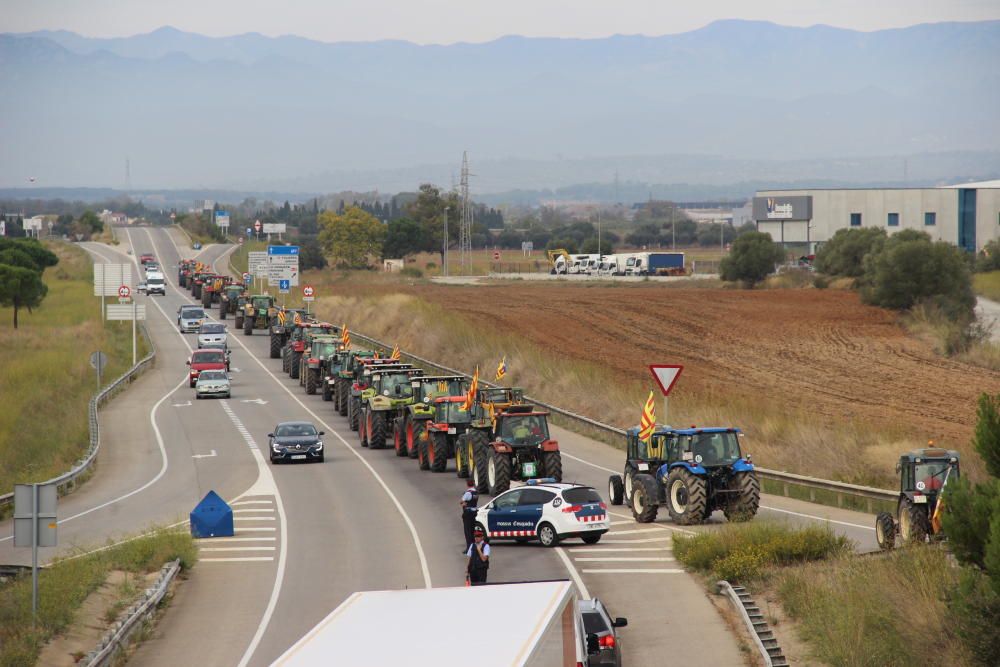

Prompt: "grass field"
[0,242,148,496]
[974,271,1000,301]
[0,530,195,667]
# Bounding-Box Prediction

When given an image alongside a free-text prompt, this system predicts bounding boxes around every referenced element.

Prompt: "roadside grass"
[94,225,119,246]
[771,545,968,666]
[672,521,853,582]
[973,271,1000,301]
[904,302,1000,371]
[0,242,148,497]
[0,529,195,667]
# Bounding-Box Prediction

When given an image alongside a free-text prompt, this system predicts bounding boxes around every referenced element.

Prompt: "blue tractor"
[609,427,760,525]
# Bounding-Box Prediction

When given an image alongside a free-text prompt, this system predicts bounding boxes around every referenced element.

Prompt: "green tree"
[814,228,887,277]
[318,207,385,269]
[383,218,428,258]
[78,210,103,235]
[974,393,1000,481]
[0,264,48,328]
[0,238,58,271]
[719,231,785,287]
[408,184,460,264]
[580,237,613,255]
[298,237,328,270]
[861,236,974,317]
[977,240,1000,273]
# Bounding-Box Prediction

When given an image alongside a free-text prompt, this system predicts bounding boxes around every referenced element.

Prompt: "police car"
[474,480,609,547]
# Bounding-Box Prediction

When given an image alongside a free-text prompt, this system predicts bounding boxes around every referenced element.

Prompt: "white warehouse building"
[753,181,1000,254]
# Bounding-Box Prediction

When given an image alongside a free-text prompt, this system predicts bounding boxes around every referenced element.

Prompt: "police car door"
[487,489,524,537]
[518,488,556,533]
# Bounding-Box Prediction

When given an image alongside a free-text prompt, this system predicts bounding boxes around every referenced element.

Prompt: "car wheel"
[537,523,560,548]
[316,453,325,463]
[582,534,602,545]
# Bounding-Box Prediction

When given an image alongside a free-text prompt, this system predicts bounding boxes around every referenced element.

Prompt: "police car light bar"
[525,478,558,486]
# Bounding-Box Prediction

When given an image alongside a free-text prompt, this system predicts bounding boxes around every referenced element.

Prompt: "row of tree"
[0,238,58,328]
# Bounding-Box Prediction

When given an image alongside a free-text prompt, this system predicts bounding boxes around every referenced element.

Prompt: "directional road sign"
[648,365,684,396]
[248,251,268,278]
[246,226,253,237]
[89,351,108,373]
[267,245,300,287]
[106,304,146,321]
[242,272,252,284]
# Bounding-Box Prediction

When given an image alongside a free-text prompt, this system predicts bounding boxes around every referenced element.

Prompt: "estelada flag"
[930,466,953,534]
[638,391,656,442]
[293,313,302,326]
[390,344,401,361]
[461,366,480,412]
[495,356,507,382]
[340,324,350,348]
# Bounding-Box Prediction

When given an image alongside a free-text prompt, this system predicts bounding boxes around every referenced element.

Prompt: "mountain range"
[2,20,998,193]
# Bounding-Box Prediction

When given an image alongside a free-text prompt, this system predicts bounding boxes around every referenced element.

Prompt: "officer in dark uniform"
[460,479,479,551]
[466,527,490,586]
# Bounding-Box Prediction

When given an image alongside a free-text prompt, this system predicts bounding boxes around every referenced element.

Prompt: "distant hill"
[2,20,998,191]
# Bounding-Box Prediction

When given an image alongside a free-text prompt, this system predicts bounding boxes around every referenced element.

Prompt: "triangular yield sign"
[648,364,684,396]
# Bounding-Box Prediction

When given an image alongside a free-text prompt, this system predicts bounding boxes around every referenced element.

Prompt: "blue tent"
[190,490,234,538]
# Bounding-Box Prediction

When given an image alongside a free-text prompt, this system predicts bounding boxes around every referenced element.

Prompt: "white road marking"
[603,528,664,536]
[234,516,276,521]
[173,401,192,407]
[201,557,275,563]
[554,547,590,600]
[236,527,276,532]
[201,547,277,552]
[567,547,670,553]
[233,509,275,514]
[606,510,696,535]
[580,568,685,574]
[596,537,674,544]
[761,504,876,531]
[573,557,676,562]
[192,449,217,459]
[232,500,273,506]
[241,398,268,405]
[563,451,618,475]
[198,537,276,543]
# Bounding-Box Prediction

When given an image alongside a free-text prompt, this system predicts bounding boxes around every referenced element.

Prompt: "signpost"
[648,364,684,426]
[242,272,252,287]
[493,251,501,261]
[254,220,262,239]
[118,285,131,302]
[93,264,132,321]
[107,303,146,365]
[302,285,315,313]
[89,350,108,391]
[248,251,268,291]
[262,223,286,241]
[14,482,57,622]
[267,245,299,287]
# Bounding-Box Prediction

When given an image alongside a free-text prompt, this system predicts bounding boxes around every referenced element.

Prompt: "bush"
[951,568,1000,666]
[400,267,423,278]
[813,275,830,289]
[424,262,437,270]
[814,227,887,277]
[976,240,1000,273]
[718,231,785,288]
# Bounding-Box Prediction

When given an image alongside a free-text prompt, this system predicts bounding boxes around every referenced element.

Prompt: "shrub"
[400,266,423,278]
[718,231,785,288]
[951,568,1000,666]
[976,240,1000,273]
[814,227,887,277]
[424,262,437,270]
[813,275,830,289]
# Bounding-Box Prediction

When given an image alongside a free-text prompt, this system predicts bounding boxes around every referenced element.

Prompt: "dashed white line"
[580,568,684,574]
[568,547,670,553]
[573,557,676,562]
[201,547,277,552]
[201,557,275,563]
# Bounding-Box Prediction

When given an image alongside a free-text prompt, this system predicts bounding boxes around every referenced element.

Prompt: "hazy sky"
[4,0,999,42]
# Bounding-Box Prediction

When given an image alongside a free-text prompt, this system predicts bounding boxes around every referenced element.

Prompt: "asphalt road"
[1,227,879,666]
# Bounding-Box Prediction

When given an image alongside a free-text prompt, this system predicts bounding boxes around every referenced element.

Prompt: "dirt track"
[401,284,1000,447]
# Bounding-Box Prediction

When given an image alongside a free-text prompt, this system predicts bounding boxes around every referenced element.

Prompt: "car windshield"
[275,423,317,437]
[200,324,225,334]
[915,461,954,492]
[149,277,164,283]
[198,371,227,381]
[194,351,225,364]
[563,487,602,504]
[690,432,742,466]
[380,373,413,397]
[183,308,205,319]
[581,611,609,635]
[500,415,548,444]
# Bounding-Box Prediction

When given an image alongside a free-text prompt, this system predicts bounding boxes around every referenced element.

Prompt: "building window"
[850,213,862,227]
[888,213,899,227]
[925,212,936,226]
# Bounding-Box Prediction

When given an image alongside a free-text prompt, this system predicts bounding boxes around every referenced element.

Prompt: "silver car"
[177,306,206,333]
[198,322,228,349]
[195,370,231,399]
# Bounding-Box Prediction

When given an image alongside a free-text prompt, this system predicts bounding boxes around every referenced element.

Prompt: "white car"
[474,480,609,547]
[177,306,206,333]
[195,369,231,399]
[145,273,166,295]
[197,322,228,349]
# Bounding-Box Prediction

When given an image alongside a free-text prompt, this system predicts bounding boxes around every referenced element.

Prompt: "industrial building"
[753,181,1000,253]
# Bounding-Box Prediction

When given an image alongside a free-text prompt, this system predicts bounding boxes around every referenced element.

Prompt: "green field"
[974,271,1000,301]
[0,242,148,496]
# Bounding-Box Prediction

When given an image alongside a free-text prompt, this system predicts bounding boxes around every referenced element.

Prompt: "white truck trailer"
[272,580,584,667]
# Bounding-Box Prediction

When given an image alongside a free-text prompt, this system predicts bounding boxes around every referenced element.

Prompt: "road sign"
[302,285,315,302]
[493,251,501,261]
[267,245,300,287]
[279,279,290,293]
[118,285,130,299]
[246,226,253,236]
[89,351,108,372]
[263,223,286,234]
[215,211,230,228]
[93,263,132,296]
[238,236,244,244]
[254,220,262,233]
[648,365,684,396]
[242,272,251,282]
[14,482,57,620]
[248,251,268,278]
[106,304,146,320]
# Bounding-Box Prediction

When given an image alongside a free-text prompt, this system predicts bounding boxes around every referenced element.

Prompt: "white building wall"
[977,189,1000,248]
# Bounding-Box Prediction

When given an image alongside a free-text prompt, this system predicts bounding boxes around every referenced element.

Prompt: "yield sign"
[648,365,683,396]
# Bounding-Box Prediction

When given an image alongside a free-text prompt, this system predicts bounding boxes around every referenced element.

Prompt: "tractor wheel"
[608,475,625,506]
[876,511,896,551]
[487,450,513,496]
[269,335,281,359]
[369,411,387,449]
[394,419,408,457]
[542,451,562,482]
[348,397,359,431]
[305,370,317,395]
[723,471,760,522]
[665,468,708,526]
[417,432,430,471]
[219,302,227,320]
[338,383,348,416]
[289,352,301,379]
[455,435,468,478]
[899,498,930,544]
[430,432,449,473]
[193,283,202,299]
[406,420,422,460]
[358,408,368,446]
[322,379,332,402]
[243,317,253,336]
[469,430,491,494]
[630,473,660,523]
[282,349,290,373]
[202,291,211,308]
[235,315,244,329]
[623,464,637,503]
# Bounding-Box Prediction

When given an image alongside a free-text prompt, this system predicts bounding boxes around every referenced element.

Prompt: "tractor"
[298,334,341,395]
[334,350,377,421]
[321,348,351,402]
[357,366,424,450]
[284,322,337,379]
[417,395,473,473]
[218,284,246,320]
[613,427,760,526]
[346,358,408,430]
[201,275,229,308]
[270,308,310,359]
[394,375,468,460]
[178,260,196,288]
[242,295,276,335]
[875,448,960,550]
[189,268,211,299]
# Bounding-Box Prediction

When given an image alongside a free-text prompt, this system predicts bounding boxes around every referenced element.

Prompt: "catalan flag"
[390,344,401,361]
[293,312,302,326]
[638,391,656,442]
[341,324,350,348]
[930,465,953,534]
[277,309,287,325]
[495,356,507,382]
[461,366,480,412]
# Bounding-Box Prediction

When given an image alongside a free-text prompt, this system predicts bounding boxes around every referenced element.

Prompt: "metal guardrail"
[716,580,779,667]
[0,324,156,511]
[80,558,181,667]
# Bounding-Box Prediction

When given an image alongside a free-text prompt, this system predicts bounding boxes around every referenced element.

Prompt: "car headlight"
[315,441,323,449]
[272,443,280,451]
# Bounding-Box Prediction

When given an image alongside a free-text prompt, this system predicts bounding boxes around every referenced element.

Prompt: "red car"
[187,348,228,387]
[140,253,155,265]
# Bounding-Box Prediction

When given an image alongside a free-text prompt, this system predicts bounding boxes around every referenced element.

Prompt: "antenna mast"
[459,151,474,272]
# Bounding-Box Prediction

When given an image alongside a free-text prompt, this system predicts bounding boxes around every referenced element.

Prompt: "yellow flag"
[638,391,656,442]
[495,356,507,382]
[391,344,401,361]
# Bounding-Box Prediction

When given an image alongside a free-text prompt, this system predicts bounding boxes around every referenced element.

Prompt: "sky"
[4,0,999,43]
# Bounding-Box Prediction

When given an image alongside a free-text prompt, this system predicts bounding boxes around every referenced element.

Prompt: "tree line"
[0,238,59,328]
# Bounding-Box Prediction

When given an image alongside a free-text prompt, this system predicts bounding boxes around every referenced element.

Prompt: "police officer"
[460,479,479,551]
[466,527,490,586]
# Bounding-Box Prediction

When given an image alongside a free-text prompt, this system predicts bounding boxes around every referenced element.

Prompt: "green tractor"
[219,284,246,321]
[876,448,960,550]
[242,295,276,336]
[321,348,351,402]
[417,395,472,473]
[356,365,423,449]
[393,375,468,459]
[269,308,310,359]
[334,350,377,421]
[298,334,341,395]
[346,357,406,429]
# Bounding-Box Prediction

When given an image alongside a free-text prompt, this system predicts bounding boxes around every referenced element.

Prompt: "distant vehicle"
[195,369,231,399]
[473,480,608,547]
[139,253,155,265]
[625,252,686,276]
[144,262,161,274]
[579,598,628,667]
[546,248,571,274]
[597,253,633,276]
[186,348,227,387]
[268,421,325,463]
[192,242,203,250]
[197,322,228,350]
[568,253,600,274]
[145,273,166,295]
[177,305,206,333]
[136,281,148,294]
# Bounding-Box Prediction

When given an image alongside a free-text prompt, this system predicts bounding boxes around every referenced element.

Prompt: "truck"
[596,253,633,276]
[271,581,586,667]
[567,254,600,274]
[625,251,686,276]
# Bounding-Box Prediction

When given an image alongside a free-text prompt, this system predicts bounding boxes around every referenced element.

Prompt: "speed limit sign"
[302,285,315,302]
[118,285,131,299]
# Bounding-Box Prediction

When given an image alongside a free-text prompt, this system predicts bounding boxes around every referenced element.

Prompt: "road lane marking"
[201,557,275,563]
[596,537,673,544]
[233,509,275,514]
[573,557,675,562]
[198,537,276,542]
[567,547,670,552]
[562,451,618,475]
[232,500,273,506]
[236,527,276,532]
[580,568,684,574]
[760,504,875,531]
[201,547,277,552]
[554,547,590,600]
[602,528,663,536]
[234,516,276,521]
[606,510,696,535]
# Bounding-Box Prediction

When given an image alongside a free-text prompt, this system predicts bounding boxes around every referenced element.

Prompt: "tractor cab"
[876,448,960,550]
[495,405,551,448]
[468,387,525,426]
[432,396,472,426]
[368,367,423,399]
[411,376,469,406]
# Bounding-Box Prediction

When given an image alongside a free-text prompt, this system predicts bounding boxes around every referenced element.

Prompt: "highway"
[1,226,878,666]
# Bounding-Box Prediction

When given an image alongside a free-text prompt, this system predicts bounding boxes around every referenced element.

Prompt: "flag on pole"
[391,344,401,361]
[930,465,953,534]
[277,309,287,325]
[341,324,350,348]
[293,312,302,326]
[495,356,507,381]
[461,366,480,412]
[638,391,656,442]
